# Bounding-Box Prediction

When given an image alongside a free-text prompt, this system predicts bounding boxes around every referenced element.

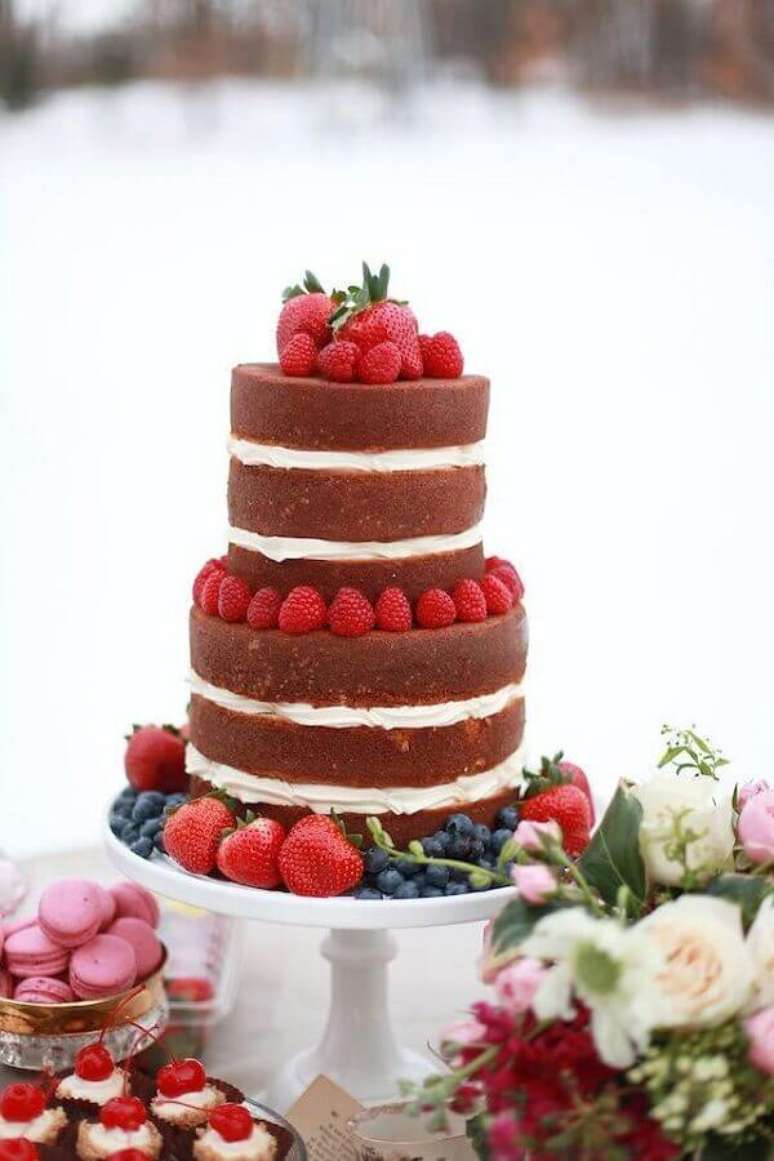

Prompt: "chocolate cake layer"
[190,775,516,847]
[227,543,485,602]
[228,460,486,542]
[190,603,528,706]
[231,364,490,450]
[189,695,525,786]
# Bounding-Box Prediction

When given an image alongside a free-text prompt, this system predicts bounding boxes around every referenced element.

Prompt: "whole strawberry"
[124,725,187,794]
[163,795,235,876]
[331,262,422,382]
[279,816,364,897]
[276,270,335,356]
[558,758,595,826]
[519,756,593,857]
[216,816,286,889]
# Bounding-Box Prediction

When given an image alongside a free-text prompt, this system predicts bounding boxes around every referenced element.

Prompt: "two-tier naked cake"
[186,354,528,846]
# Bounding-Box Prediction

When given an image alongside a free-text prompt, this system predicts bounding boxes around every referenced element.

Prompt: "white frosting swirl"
[56,1068,126,1105]
[228,436,485,473]
[228,523,482,562]
[81,1121,159,1153]
[190,672,523,730]
[196,1120,278,1158]
[152,1084,222,1122]
[0,1109,66,1142]
[186,744,524,815]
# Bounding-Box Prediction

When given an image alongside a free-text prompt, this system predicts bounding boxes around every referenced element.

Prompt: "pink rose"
[513,819,562,853]
[511,864,557,904]
[737,780,770,810]
[494,957,546,1014]
[746,1007,774,1075]
[738,789,774,864]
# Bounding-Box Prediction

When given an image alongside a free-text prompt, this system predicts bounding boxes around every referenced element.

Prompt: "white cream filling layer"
[190,671,523,730]
[152,1084,222,1121]
[196,1121,276,1159]
[228,523,483,562]
[186,744,524,815]
[82,1122,158,1153]
[228,436,485,472]
[0,1109,66,1142]
[56,1068,126,1105]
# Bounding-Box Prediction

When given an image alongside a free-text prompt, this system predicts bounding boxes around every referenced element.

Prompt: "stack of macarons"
[0,879,163,1005]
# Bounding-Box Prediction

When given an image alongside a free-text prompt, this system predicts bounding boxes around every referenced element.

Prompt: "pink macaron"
[3,914,37,938]
[69,933,137,1000]
[97,885,117,930]
[109,883,160,929]
[107,917,163,980]
[38,879,104,949]
[14,976,75,1004]
[4,922,70,978]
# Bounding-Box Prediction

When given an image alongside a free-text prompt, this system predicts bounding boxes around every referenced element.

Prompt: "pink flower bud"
[738,789,774,865]
[738,780,770,810]
[513,819,562,853]
[746,1007,774,1075]
[494,957,547,1015]
[511,863,557,904]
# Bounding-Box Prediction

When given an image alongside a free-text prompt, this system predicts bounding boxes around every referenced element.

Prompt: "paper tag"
[286,1075,365,1161]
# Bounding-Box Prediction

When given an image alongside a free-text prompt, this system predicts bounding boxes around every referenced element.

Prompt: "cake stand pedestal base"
[265,929,434,1111]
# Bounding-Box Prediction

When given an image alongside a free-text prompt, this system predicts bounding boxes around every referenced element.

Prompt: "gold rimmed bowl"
[0,948,169,1072]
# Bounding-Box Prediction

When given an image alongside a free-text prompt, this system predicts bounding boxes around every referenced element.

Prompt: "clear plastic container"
[159,899,242,1028]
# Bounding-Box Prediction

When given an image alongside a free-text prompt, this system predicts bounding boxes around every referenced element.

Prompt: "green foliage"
[659,724,730,780]
[577,783,647,914]
[491,895,573,957]
[466,1113,491,1161]
[705,873,773,930]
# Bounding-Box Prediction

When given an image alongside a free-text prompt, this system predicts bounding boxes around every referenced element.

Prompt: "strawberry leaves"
[329,260,407,331]
[282,269,327,302]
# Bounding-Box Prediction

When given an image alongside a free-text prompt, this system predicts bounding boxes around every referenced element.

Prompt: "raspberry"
[247,587,282,630]
[418,332,464,378]
[317,341,360,383]
[217,575,251,622]
[278,586,327,634]
[480,574,512,615]
[374,587,412,632]
[488,562,524,602]
[192,558,225,606]
[280,332,318,377]
[328,587,375,638]
[358,340,401,385]
[199,569,225,615]
[416,588,457,629]
[452,578,487,623]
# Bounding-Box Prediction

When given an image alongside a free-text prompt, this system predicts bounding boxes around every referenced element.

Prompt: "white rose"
[747,894,774,1009]
[639,895,755,1027]
[633,773,734,887]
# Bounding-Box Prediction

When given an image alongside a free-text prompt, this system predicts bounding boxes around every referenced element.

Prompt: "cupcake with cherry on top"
[150,1059,227,1132]
[0,1141,42,1160]
[194,1104,277,1161]
[55,1044,129,1115]
[75,1098,161,1161]
[0,1084,67,1148]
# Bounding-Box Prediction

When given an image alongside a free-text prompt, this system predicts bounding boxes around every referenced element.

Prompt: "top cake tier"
[227,363,491,600]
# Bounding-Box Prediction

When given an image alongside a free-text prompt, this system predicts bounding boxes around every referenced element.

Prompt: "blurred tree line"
[2,0,774,112]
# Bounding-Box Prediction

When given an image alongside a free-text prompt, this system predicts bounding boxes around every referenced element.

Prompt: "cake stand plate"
[105,827,514,1112]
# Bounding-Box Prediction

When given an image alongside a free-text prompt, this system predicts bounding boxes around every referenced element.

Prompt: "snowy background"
[2,79,774,858]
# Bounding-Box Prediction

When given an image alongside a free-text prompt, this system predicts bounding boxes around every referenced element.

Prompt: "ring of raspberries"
[192,557,524,637]
[276,262,464,384]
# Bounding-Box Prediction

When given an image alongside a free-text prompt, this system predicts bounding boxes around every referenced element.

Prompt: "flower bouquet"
[389,728,774,1159]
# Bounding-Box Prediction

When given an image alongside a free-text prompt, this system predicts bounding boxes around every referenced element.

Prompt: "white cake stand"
[105,826,514,1112]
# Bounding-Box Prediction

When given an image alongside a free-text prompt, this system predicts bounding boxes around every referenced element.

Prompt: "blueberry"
[355,887,383,901]
[120,821,140,845]
[445,813,474,837]
[412,871,427,891]
[118,785,137,801]
[154,830,167,853]
[140,817,163,839]
[393,859,420,878]
[132,792,166,823]
[445,881,469,895]
[490,828,513,854]
[473,824,491,846]
[394,881,420,899]
[420,886,444,898]
[421,836,446,859]
[478,856,496,872]
[425,864,449,889]
[164,793,187,812]
[469,839,486,861]
[112,797,134,819]
[449,867,470,883]
[129,836,154,859]
[364,848,391,876]
[448,836,473,860]
[376,867,404,896]
[109,813,126,837]
[497,805,520,830]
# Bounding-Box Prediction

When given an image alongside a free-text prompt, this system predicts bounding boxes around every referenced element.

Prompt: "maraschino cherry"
[100,1096,147,1131]
[209,1103,253,1143]
[156,1058,206,1098]
[0,1084,46,1123]
[75,1042,115,1082]
[0,1142,39,1161]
